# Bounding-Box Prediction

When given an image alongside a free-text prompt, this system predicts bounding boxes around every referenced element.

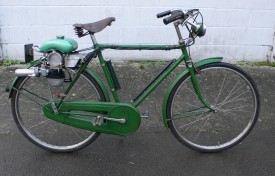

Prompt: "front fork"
[186,61,215,111]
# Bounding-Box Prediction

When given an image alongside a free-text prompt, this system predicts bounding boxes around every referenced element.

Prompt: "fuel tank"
[39,36,78,53]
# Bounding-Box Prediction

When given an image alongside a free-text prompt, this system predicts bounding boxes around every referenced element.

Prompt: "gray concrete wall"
[0,0,275,62]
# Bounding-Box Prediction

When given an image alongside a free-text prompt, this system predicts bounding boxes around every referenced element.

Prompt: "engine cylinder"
[48,51,64,67]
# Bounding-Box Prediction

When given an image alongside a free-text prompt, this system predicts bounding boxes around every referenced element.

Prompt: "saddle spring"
[74,27,89,38]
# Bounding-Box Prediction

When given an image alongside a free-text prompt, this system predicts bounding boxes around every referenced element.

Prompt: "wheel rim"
[170,65,258,151]
[14,71,102,151]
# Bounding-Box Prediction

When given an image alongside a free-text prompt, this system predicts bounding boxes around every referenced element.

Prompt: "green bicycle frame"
[7,33,222,133]
[53,42,216,112]
[6,42,223,134]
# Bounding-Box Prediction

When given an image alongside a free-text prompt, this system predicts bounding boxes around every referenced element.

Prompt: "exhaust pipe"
[15,68,39,77]
[15,67,49,77]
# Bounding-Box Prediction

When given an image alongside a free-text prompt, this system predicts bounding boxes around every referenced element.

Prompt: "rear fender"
[7,61,110,102]
[85,68,110,102]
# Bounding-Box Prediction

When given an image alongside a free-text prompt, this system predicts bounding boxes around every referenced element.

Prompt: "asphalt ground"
[0,62,275,176]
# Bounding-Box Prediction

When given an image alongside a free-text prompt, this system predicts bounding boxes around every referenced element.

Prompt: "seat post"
[90,34,98,46]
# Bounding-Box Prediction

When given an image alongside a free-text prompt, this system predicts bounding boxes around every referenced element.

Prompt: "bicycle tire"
[166,62,260,152]
[11,70,106,153]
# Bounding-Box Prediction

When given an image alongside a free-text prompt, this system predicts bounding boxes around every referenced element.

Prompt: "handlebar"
[163,10,185,25]
[156,9,204,46]
[157,9,200,25]
[156,10,172,18]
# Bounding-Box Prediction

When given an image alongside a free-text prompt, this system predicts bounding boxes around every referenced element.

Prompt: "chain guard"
[43,101,141,135]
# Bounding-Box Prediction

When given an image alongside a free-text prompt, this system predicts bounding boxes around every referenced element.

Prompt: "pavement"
[0,62,275,176]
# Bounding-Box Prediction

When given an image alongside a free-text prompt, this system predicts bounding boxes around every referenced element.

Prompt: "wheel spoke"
[215,96,251,107]
[83,93,96,101]
[29,119,50,129]
[219,105,250,113]
[214,71,227,105]
[220,110,246,126]
[177,113,211,130]
[194,114,213,142]
[219,90,250,108]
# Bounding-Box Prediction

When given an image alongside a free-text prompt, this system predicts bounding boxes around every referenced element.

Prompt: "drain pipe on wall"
[271,31,275,63]
[0,27,2,61]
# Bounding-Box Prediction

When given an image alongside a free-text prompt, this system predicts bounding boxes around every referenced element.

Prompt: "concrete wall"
[0,0,275,62]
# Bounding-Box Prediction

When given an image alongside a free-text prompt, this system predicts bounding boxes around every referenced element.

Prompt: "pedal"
[141,111,150,118]
[92,116,104,126]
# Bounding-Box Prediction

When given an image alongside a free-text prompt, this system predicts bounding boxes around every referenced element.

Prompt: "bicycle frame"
[54,41,214,111]
[6,22,222,134]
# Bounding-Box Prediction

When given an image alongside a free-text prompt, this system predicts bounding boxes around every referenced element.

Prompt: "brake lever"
[187,9,199,13]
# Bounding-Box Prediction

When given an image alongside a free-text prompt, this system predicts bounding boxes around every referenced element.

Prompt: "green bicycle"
[7,9,260,153]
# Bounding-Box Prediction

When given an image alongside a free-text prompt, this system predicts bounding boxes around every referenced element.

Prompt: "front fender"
[162,57,223,128]
[7,61,110,102]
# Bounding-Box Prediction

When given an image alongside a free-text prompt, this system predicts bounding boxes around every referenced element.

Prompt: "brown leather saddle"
[73,17,115,35]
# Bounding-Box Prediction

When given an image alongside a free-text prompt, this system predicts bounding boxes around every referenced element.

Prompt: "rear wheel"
[167,62,260,152]
[11,69,106,153]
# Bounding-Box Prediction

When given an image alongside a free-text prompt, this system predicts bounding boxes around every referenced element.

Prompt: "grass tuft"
[237,61,275,67]
[1,58,21,67]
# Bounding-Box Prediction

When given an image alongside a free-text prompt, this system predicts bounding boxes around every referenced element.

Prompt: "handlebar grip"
[163,11,184,25]
[156,10,172,18]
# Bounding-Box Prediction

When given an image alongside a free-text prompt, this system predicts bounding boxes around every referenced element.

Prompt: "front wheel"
[167,62,260,152]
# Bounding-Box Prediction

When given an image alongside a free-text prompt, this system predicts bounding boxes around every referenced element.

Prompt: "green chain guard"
[43,101,141,135]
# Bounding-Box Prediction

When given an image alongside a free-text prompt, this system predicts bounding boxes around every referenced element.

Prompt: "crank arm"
[104,117,126,124]
[92,115,126,126]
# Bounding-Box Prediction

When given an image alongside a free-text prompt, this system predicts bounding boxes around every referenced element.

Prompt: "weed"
[136,60,168,69]
[237,61,275,67]
[2,58,21,67]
